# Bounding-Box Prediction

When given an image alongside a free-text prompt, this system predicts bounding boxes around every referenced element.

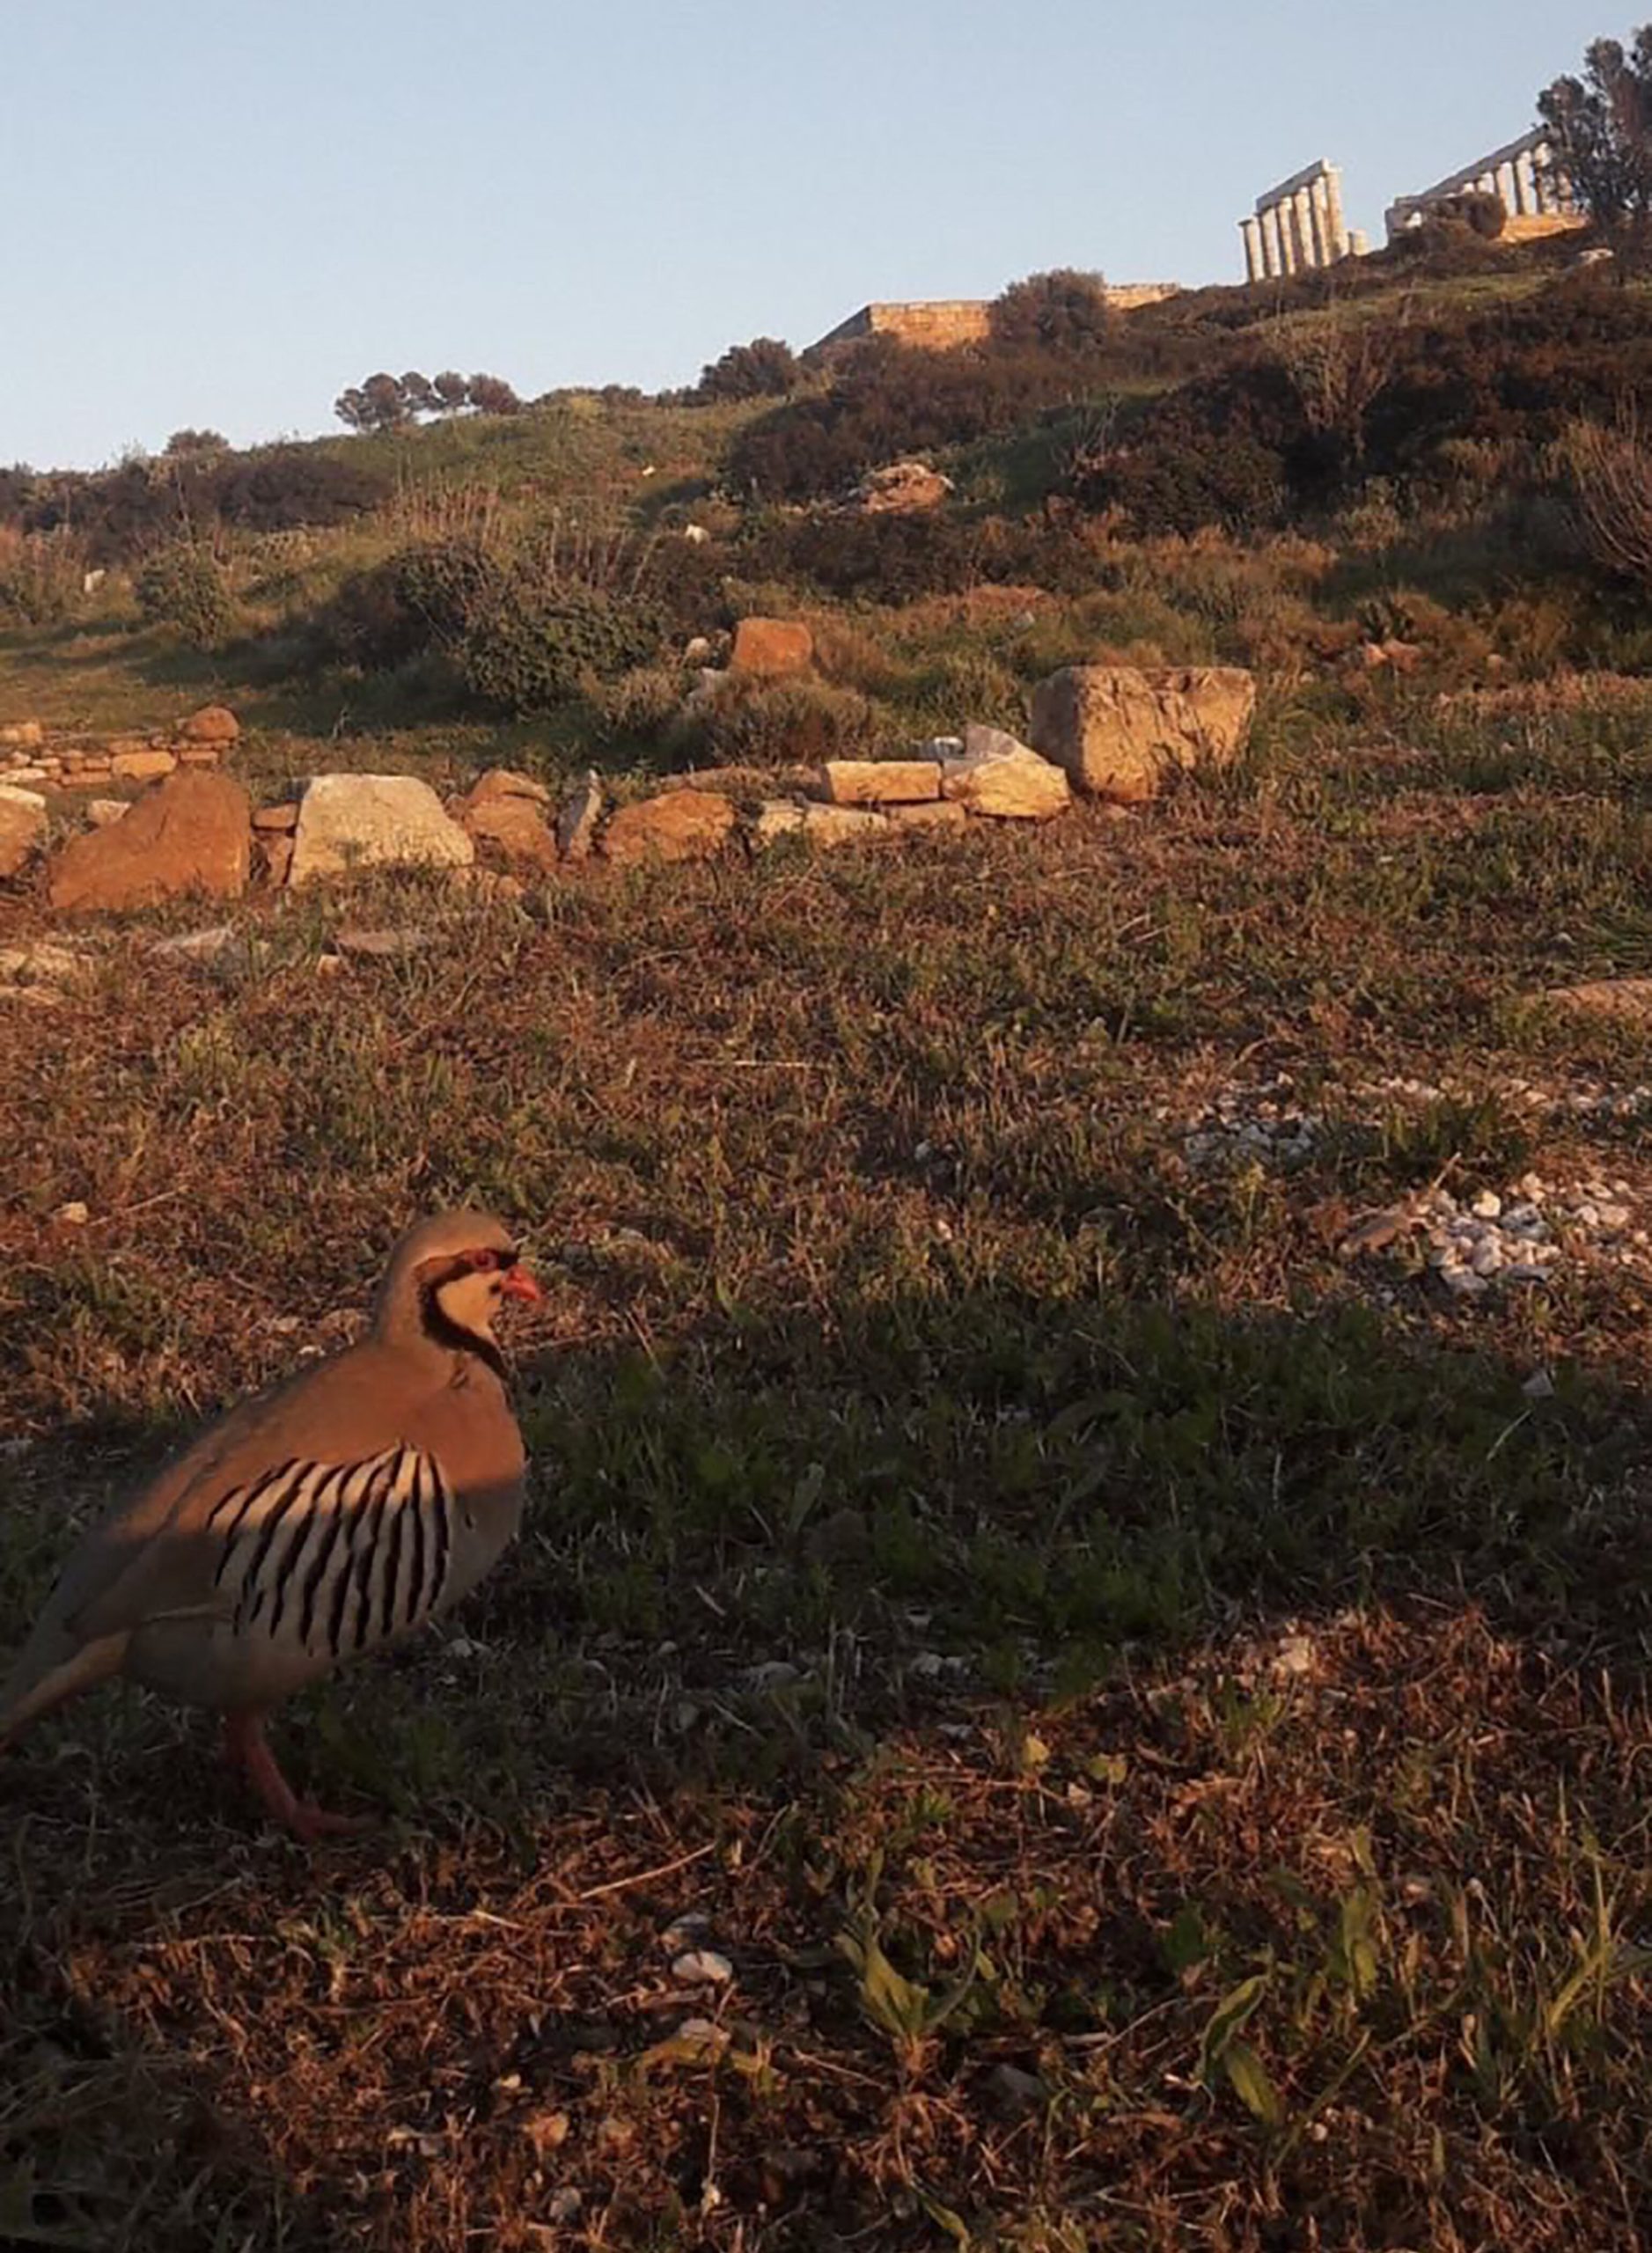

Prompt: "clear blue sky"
[6,0,1610,469]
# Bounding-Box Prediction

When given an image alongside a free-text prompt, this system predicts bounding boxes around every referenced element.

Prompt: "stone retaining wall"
[0,705,239,791]
[3,664,1259,918]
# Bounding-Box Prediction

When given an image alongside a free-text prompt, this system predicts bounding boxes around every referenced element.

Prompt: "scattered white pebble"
[672,1949,734,1987]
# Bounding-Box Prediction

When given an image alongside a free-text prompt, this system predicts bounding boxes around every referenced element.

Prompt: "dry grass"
[2,682,1652,2248]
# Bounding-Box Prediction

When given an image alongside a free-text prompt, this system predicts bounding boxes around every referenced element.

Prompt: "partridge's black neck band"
[420,1281,509,1384]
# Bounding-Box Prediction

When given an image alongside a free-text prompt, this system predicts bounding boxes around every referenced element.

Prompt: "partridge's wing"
[70,1443,464,1665]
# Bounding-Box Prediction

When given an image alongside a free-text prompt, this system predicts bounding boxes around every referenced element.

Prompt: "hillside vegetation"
[3,232,1652,2253]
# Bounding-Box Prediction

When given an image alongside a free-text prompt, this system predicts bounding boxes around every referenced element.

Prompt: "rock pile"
[1,706,239,792]
[1343,1172,1647,1297]
[5,658,1260,916]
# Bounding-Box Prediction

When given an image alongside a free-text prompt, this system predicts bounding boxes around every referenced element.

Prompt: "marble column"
[1289,190,1316,271]
[1511,152,1533,215]
[1256,206,1276,276]
[1348,228,1369,258]
[1322,165,1348,259]
[1240,216,1263,282]
[1307,182,1332,267]
[1275,202,1298,275]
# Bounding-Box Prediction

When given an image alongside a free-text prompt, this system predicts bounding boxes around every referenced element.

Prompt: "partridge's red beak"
[500,1263,543,1305]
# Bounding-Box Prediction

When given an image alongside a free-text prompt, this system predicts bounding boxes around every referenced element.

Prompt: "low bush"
[319,538,503,670]
[726,341,1099,502]
[456,581,664,716]
[671,677,881,768]
[134,545,236,646]
[0,531,86,626]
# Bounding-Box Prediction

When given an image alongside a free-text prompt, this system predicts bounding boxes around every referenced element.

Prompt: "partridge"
[0,1210,540,1842]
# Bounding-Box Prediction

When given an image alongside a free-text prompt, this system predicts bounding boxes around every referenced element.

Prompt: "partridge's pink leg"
[224,1711,372,1843]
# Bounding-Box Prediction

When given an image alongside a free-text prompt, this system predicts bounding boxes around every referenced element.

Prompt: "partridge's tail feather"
[0,1633,127,1752]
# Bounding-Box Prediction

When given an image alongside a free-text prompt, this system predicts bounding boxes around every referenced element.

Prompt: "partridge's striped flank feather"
[205,1445,460,1662]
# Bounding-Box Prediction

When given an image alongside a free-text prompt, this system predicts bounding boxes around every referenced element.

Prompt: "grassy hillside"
[3,234,1651,2252]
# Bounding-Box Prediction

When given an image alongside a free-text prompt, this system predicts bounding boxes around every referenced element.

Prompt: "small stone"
[601,789,737,867]
[672,1949,734,1987]
[1522,1369,1556,1398]
[1442,1268,1489,1297]
[462,766,551,808]
[984,2063,1046,2115]
[888,799,969,833]
[730,617,813,678]
[1597,1203,1632,1231]
[54,1200,90,1227]
[555,771,603,861]
[1471,1191,1501,1220]
[1338,1209,1410,1259]
[149,924,249,971]
[84,799,128,828]
[661,1912,713,1954]
[544,2187,583,2224]
[742,1659,802,1692]
[178,704,239,745]
[334,925,438,959]
[940,728,1070,820]
[463,792,560,874]
[258,834,295,887]
[0,784,47,879]
[750,799,807,848]
[1470,1239,1503,1276]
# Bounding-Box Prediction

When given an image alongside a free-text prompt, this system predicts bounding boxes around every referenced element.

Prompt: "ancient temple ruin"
[1239,129,1582,283]
[1384,128,1578,243]
[1240,161,1367,282]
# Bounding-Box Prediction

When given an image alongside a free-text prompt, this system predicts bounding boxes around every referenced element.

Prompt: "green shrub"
[696,337,801,402]
[321,539,503,669]
[456,582,664,716]
[134,546,236,646]
[988,268,1112,354]
[672,678,880,768]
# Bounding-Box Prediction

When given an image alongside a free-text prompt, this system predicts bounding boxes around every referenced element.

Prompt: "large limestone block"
[600,789,737,867]
[1029,665,1256,803]
[752,801,892,850]
[112,747,178,782]
[730,618,814,679]
[0,784,46,879]
[939,725,1070,819]
[288,773,474,885]
[822,760,942,806]
[48,769,249,914]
